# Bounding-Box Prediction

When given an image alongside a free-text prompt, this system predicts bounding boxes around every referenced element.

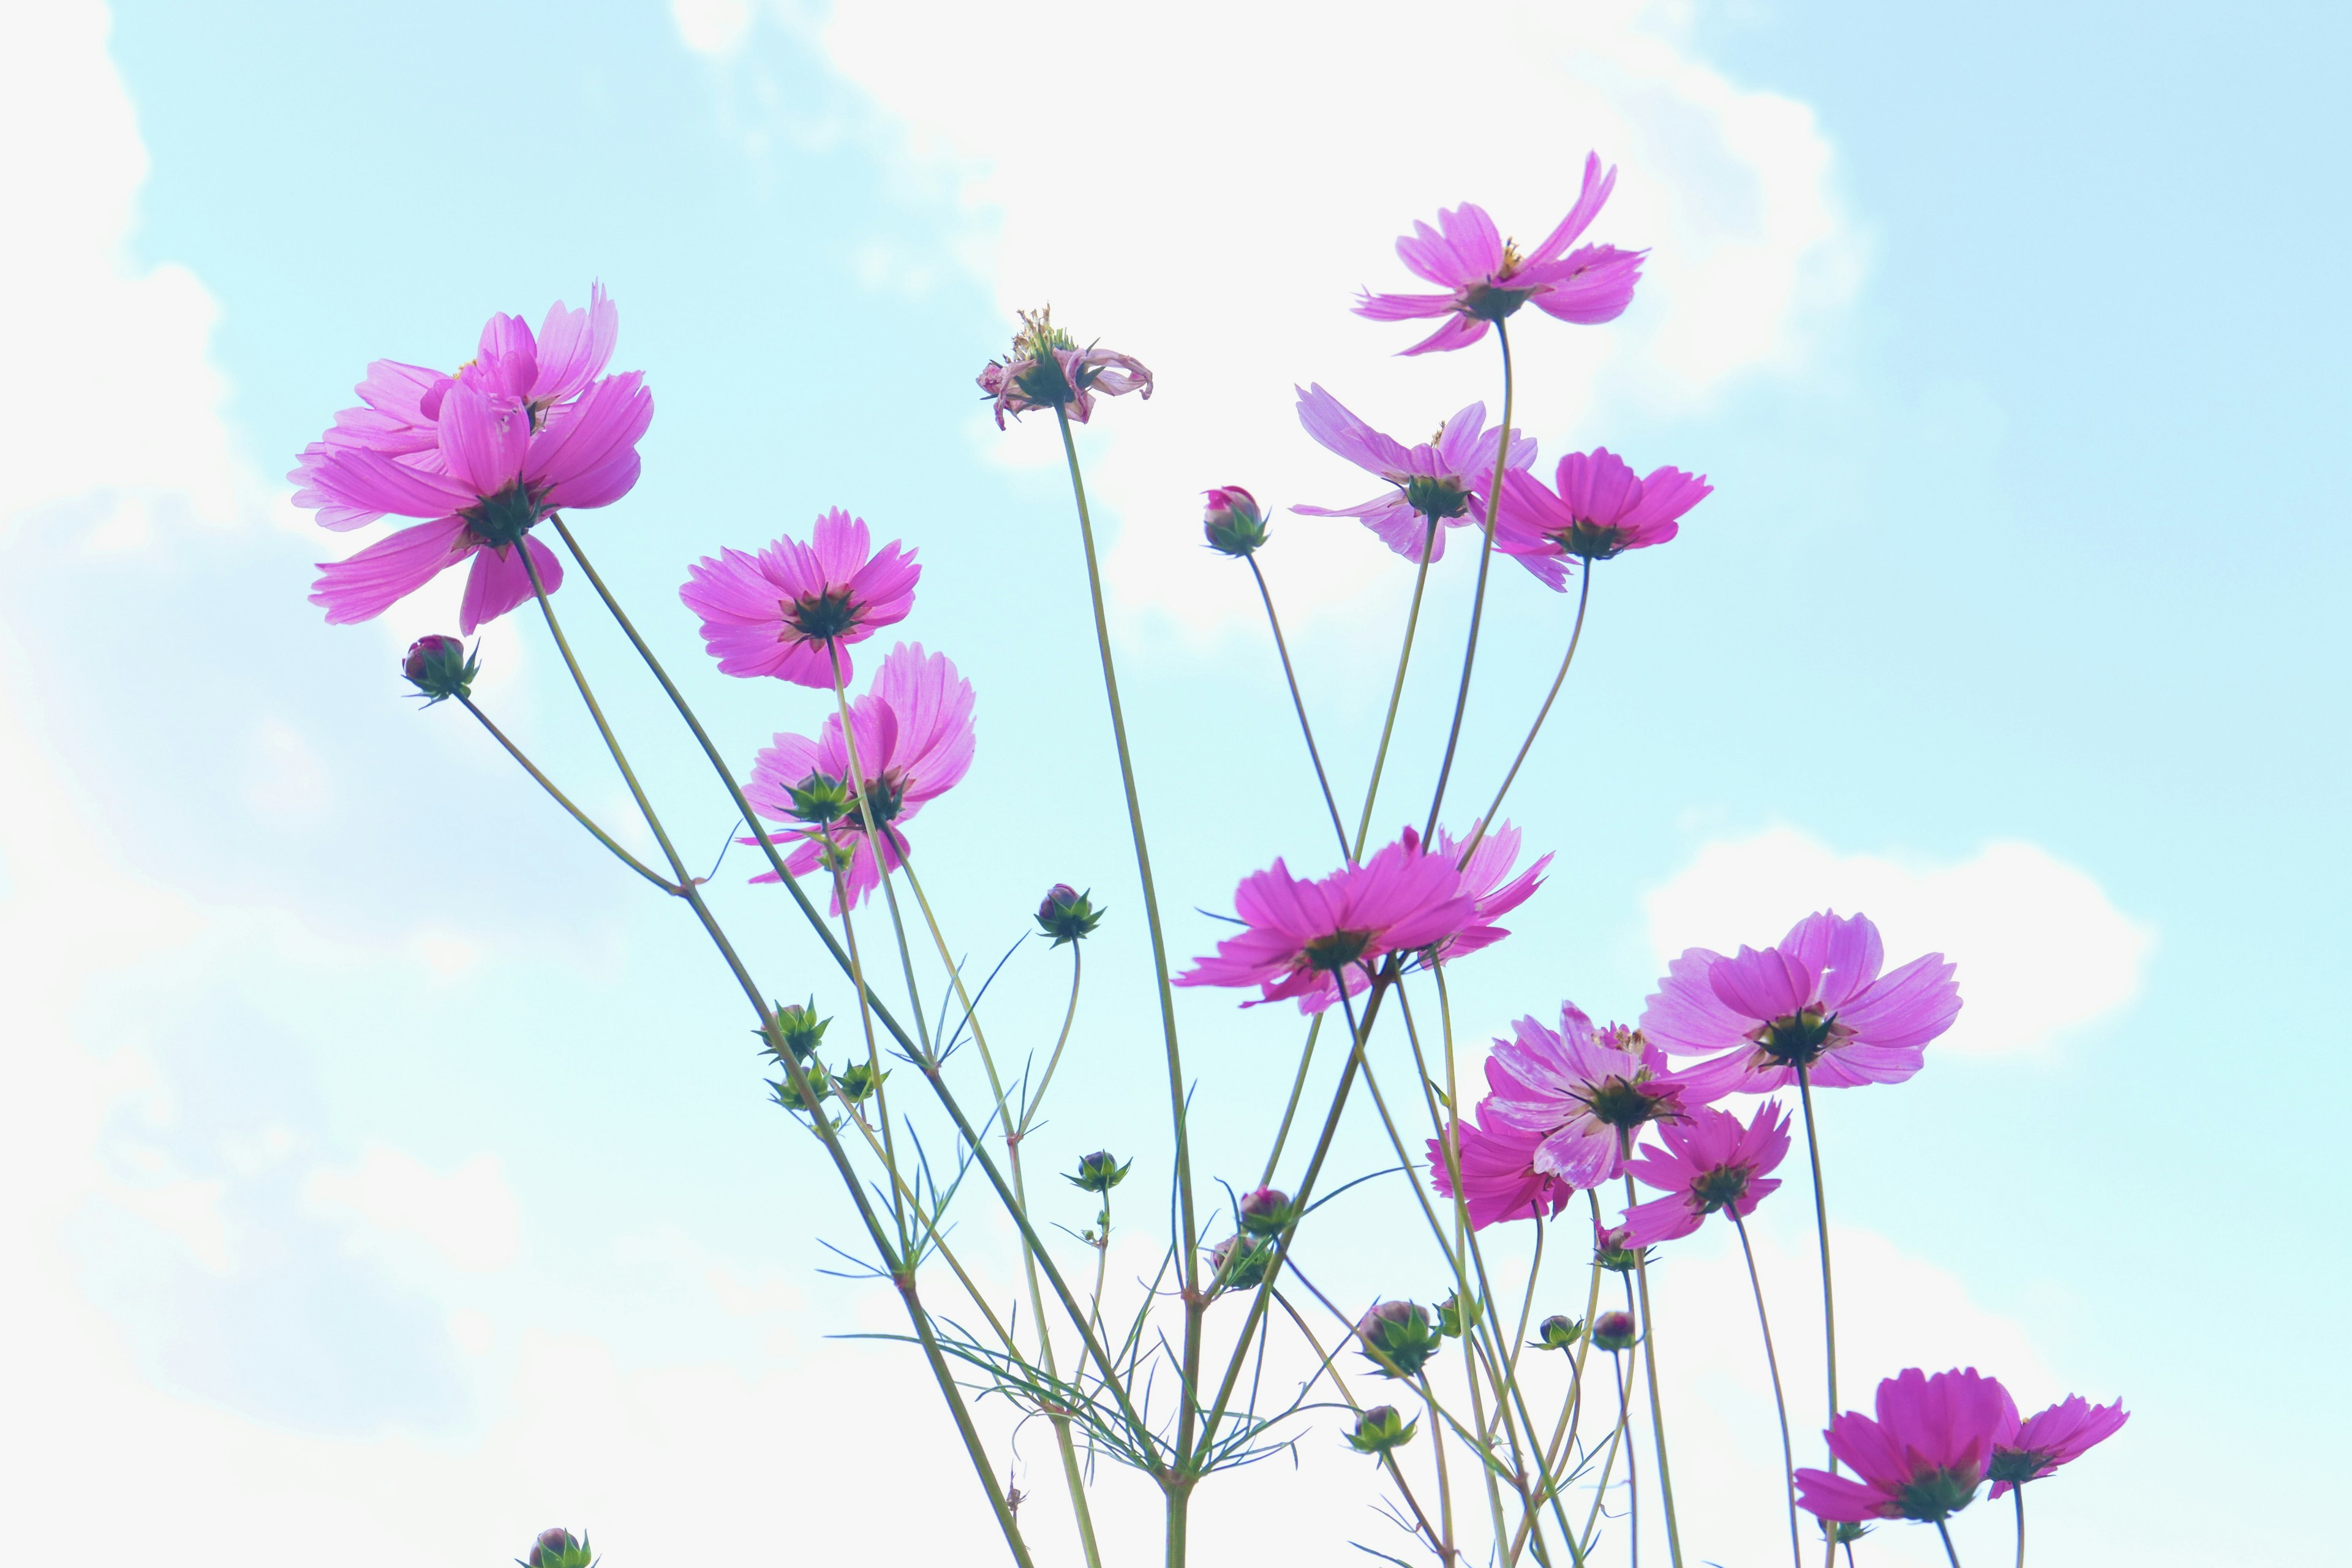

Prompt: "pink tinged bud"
[1354,1299,1441,1378]
[1591,1310,1638,1352]
[401,634,478,704]
[1237,1186,1295,1236]
[522,1528,594,1568]
[1202,485,1268,556]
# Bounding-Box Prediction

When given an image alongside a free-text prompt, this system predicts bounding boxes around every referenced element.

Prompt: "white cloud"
[670,0,755,58]
[304,1148,523,1273]
[1644,827,2154,1053]
[679,0,1857,638]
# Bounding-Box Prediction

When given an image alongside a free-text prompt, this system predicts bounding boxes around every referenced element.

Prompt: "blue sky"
[2,1,2345,1562]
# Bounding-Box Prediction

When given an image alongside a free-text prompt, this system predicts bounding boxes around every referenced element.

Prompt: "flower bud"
[1434,1290,1482,1338]
[402,635,478,705]
[1346,1404,1419,1455]
[1593,1223,1646,1275]
[786,771,854,826]
[833,1059,885,1104]
[1036,884,1107,945]
[520,1527,594,1568]
[1355,1300,1441,1379]
[1532,1314,1584,1352]
[1202,486,1268,557]
[761,999,829,1061]
[1590,1310,1638,1353]
[769,1061,833,1115]
[1209,1232,1272,1291]
[1825,1521,1870,1546]
[1068,1149,1131,1193]
[1237,1186,1297,1237]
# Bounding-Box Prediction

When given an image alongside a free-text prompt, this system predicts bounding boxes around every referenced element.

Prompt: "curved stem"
[1354,513,1441,855]
[1732,1210,1803,1568]
[455,696,674,893]
[1461,564,1593,862]
[1422,319,1513,840]
[1020,945,1085,1136]
[1937,1518,1966,1568]
[1246,555,1348,859]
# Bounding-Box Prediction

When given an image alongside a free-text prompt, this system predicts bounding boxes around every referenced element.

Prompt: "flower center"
[1691,1164,1751,1212]
[1581,1076,1657,1132]
[1302,929,1373,973]
[1460,249,1536,323]
[1550,519,1629,560]
[1752,1006,1844,1067]
[462,481,546,550]
[784,587,862,641]
[1986,1449,2049,1486]
[1894,1466,1981,1523]
[1402,474,1471,521]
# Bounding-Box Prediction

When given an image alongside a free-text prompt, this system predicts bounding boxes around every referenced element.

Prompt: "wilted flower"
[1346,1404,1419,1455]
[1795,1367,2008,1526]
[401,634,477,704]
[1068,1150,1131,1193]
[679,508,919,687]
[1590,1310,1638,1353]
[1355,1300,1441,1379]
[1291,385,1533,563]
[1495,448,1713,590]
[978,307,1153,429]
[1036,884,1107,945]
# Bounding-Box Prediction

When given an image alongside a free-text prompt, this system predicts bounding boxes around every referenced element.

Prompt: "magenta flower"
[1291,385,1534,562]
[1796,1367,2010,1526]
[1426,1060,1579,1229]
[1174,835,1476,1014]
[1409,819,1551,962]
[1355,154,1645,355]
[1616,1101,1790,1247]
[679,508,920,688]
[298,287,649,633]
[978,307,1152,429]
[743,643,975,913]
[1483,1006,1695,1188]
[1989,1393,2128,1498]
[1640,910,1962,1099]
[1495,448,1713,590]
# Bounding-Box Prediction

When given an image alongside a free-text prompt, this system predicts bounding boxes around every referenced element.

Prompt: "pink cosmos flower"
[1355,154,1645,355]
[298,286,650,633]
[1616,1101,1790,1247]
[1988,1393,2128,1498]
[1426,1059,1579,1229]
[1483,1006,1695,1188]
[1410,820,1551,962]
[1495,448,1713,591]
[1640,910,1962,1099]
[1174,835,1476,1014]
[743,643,974,913]
[679,508,920,688]
[978,307,1153,429]
[1291,385,1534,562]
[1796,1367,2010,1526]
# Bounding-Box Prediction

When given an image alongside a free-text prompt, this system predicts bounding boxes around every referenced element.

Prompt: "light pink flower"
[1426,1059,1579,1229]
[1616,1101,1790,1246]
[1355,154,1645,355]
[743,643,974,913]
[1291,385,1534,562]
[1796,1367,2010,1525]
[679,509,920,688]
[1174,835,1476,1014]
[1483,1006,1695,1189]
[1411,820,1550,962]
[1640,910,1962,1099]
[1495,448,1712,590]
[1988,1393,2128,1498]
[298,287,649,633]
[978,307,1152,429]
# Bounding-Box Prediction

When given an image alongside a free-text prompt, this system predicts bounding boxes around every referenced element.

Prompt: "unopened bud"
[1346,1404,1419,1455]
[1593,1222,1646,1275]
[520,1527,594,1568]
[1237,1186,1297,1237]
[1435,1291,1482,1338]
[1532,1314,1584,1351]
[1036,884,1106,945]
[1209,1232,1272,1291]
[1068,1149,1131,1193]
[1202,485,1268,557]
[1591,1310,1638,1354]
[833,1059,885,1104]
[402,635,478,704]
[769,1061,833,1115]
[1356,1300,1441,1379]
[761,999,829,1060]
[787,771,854,826]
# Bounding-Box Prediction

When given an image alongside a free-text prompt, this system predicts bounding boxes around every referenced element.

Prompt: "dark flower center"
[1403,474,1471,521]
[1752,1006,1843,1068]
[1550,519,1629,560]
[1894,1466,1981,1523]
[1460,259,1535,322]
[1013,356,1077,406]
[1302,929,1373,973]
[462,480,547,550]
[1582,1076,1658,1132]
[1986,1449,2048,1486]
[1691,1164,1751,1212]
[785,587,862,641]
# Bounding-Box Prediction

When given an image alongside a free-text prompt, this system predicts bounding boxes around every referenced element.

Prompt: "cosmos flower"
[1795,1367,2010,1526]
[679,508,919,687]
[743,643,974,913]
[1427,1059,1581,1229]
[1989,1393,2129,1499]
[1291,384,1533,562]
[977,306,1152,428]
[1355,154,1645,355]
[1482,1005,1694,1188]
[1640,910,1962,1099]
[1616,1101,1790,1246]
[1495,448,1713,590]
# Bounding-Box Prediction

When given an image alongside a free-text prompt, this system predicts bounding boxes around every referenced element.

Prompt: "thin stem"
[1796,1065,1841,1455]
[1246,555,1348,859]
[1255,1012,1327,1184]
[1422,318,1513,840]
[1052,404,1203,1488]
[1732,1210,1803,1568]
[1578,1347,1635,1558]
[1382,1450,1452,1564]
[2013,1483,2027,1568]
[1461,565,1593,862]
[1354,511,1441,854]
[1628,1177,1684,1568]
[1020,945,1085,1135]
[1937,1518,1966,1568]
[454,696,674,893]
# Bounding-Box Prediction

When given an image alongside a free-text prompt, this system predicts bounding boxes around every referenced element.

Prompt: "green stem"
[1796,1065,1841,1455]
[1051,404,1203,1488]
[1578,1342,1634,1558]
[1246,554,1348,858]
[1733,1210,1803,1568]
[1355,513,1441,854]
[454,696,675,893]
[1020,945,1085,1136]
[1460,564,1593,862]
[2013,1483,2026,1568]
[1628,1177,1684,1568]
[1422,318,1513,840]
[1937,1518,1966,1568]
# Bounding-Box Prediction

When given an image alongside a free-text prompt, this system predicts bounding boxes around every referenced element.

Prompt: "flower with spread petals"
[1426,1069,1580,1231]
[1496,448,1713,590]
[1640,910,1962,1099]
[1989,1393,2128,1498]
[1616,1101,1790,1247]
[1410,819,1550,963]
[679,508,919,687]
[1174,835,1476,1014]
[743,643,974,913]
[300,287,647,633]
[1355,154,1645,355]
[978,306,1152,429]
[1291,385,1534,562]
[1796,1367,2010,1526]
[1482,1005,1695,1188]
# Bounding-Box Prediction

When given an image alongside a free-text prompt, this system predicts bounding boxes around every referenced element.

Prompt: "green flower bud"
[1346,1404,1419,1456]
[769,1061,833,1115]
[1202,486,1268,557]
[1237,1186,1297,1237]
[760,999,829,1061]
[402,635,478,705]
[1208,1233,1272,1291]
[1036,884,1107,944]
[832,1060,886,1104]
[786,771,854,826]
[519,1528,595,1568]
[1356,1300,1441,1379]
[1591,1310,1638,1354]
[1531,1314,1585,1352]
[1067,1149,1131,1193]
[1435,1291,1482,1339]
